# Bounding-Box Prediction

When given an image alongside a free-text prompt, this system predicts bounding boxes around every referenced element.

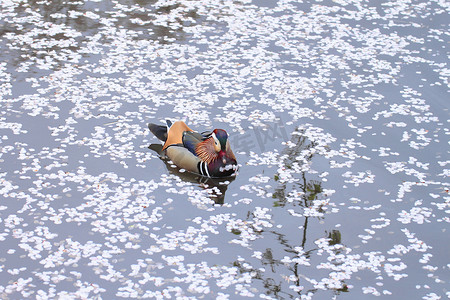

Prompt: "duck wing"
[183,131,218,164]
[182,131,203,155]
[162,121,193,151]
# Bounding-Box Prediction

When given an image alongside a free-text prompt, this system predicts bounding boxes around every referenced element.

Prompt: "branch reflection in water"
[233,128,348,298]
[2,0,200,70]
[148,143,235,204]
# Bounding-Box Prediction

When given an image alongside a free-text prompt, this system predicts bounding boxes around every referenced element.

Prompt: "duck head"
[195,128,238,177]
[209,129,238,176]
[211,129,228,152]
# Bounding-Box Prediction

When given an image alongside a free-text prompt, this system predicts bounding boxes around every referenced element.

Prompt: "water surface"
[0,0,448,299]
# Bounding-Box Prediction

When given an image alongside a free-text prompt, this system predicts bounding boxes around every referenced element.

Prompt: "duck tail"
[148,123,168,142]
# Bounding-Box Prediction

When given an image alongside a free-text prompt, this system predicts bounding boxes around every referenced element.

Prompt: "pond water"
[0,0,449,299]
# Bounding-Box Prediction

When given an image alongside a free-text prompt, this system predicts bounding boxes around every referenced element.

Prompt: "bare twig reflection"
[231,128,348,298]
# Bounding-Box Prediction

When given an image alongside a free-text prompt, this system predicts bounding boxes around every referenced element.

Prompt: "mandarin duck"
[148,120,238,177]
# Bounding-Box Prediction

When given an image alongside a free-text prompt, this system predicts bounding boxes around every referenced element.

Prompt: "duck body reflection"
[149,143,235,204]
